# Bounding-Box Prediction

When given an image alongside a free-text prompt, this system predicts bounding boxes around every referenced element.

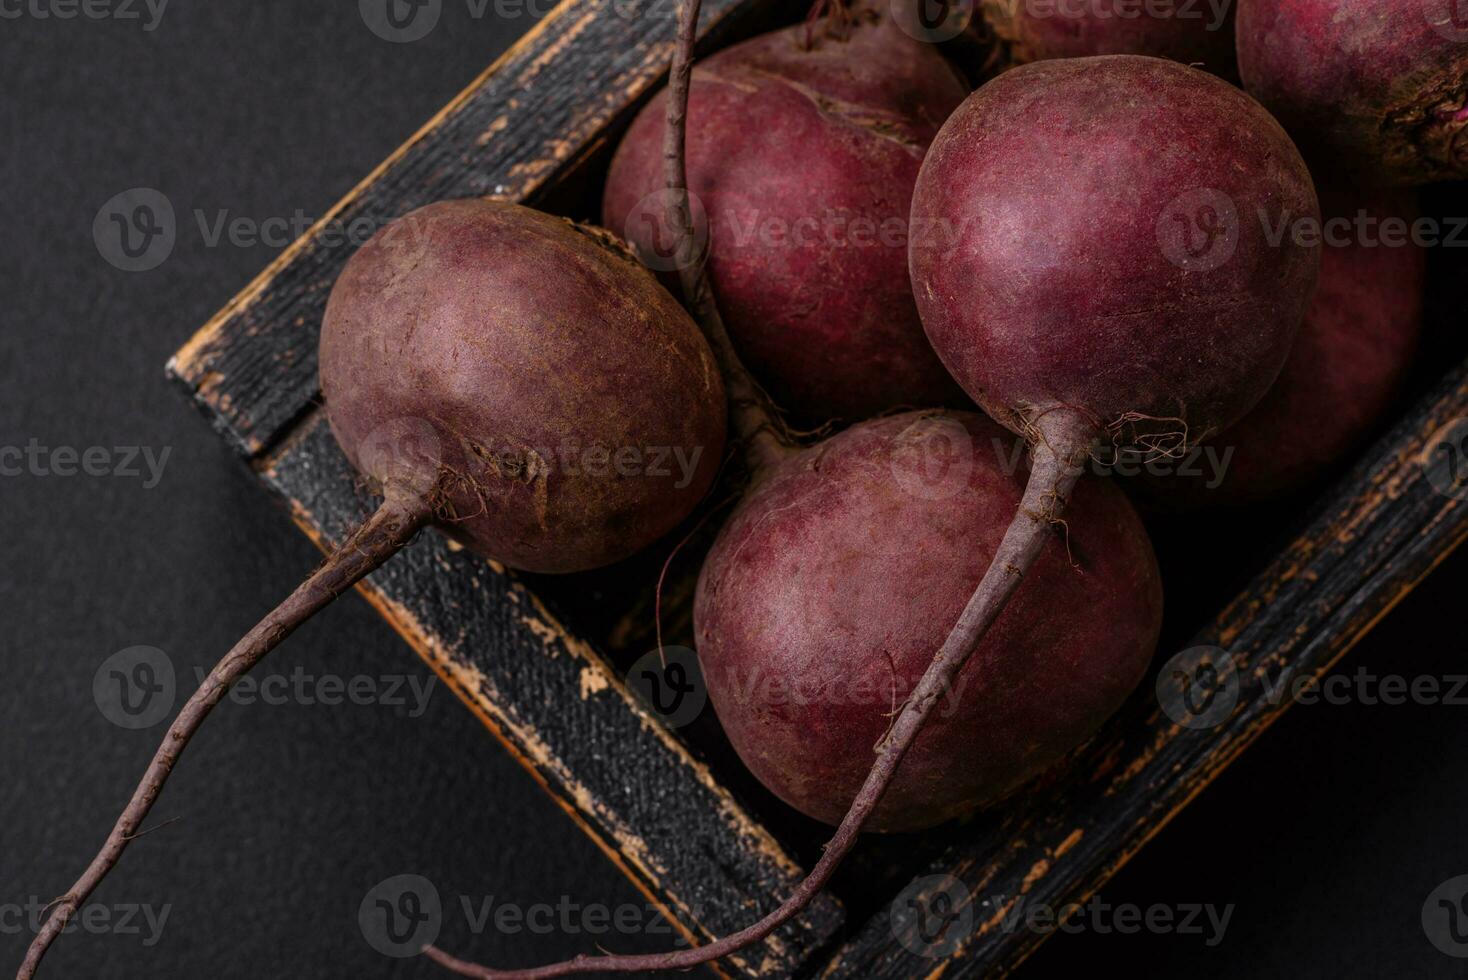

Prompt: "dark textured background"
[4,3,1468,978]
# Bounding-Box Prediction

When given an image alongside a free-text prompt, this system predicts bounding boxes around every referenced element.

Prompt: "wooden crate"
[166,1,1468,975]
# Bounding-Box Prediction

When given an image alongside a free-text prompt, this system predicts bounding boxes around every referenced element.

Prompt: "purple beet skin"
[321,200,726,574]
[26,199,732,979]
[1238,0,1468,186]
[910,55,1320,451]
[980,0,1237,74]
[1140,187,1427,507]
[694,411,1163,832]
[603,2,970,423]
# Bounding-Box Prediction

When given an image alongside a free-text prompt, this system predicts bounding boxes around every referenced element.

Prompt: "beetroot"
[695,411,1162,831]
[603,0,969,422]
[980,0,1236,73]
[1139,187,1426,507]
[911,55,1319,455]
[21,200,726,979]
[1237,0,1468,186]
[321,200,726,573]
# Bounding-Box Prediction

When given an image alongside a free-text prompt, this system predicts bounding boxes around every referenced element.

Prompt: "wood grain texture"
[166,0,774,458]
[260,411,844,977]
[821,360,1468,980]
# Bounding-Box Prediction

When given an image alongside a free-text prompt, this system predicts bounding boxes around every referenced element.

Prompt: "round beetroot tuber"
[1137,186,1426,507]
[602,0,969,422]
[19,200,726,979]
[1237,0,1468,186]
[912,55,1319,455]
[321,200,726,573]
[980,0,1237,73]
[696,411,1162,831]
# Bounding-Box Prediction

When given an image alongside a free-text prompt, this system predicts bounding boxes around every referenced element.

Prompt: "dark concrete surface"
[3,3,1468,978]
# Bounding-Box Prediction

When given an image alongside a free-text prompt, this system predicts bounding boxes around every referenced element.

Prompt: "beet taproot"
[1237,0,1468,186]
[695,411,1162,831]
[603,0,969,422]
[20,200,726,979]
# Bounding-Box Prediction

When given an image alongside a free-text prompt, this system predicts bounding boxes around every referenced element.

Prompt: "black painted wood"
[822,360,1468,980]
[260,411,845,976]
